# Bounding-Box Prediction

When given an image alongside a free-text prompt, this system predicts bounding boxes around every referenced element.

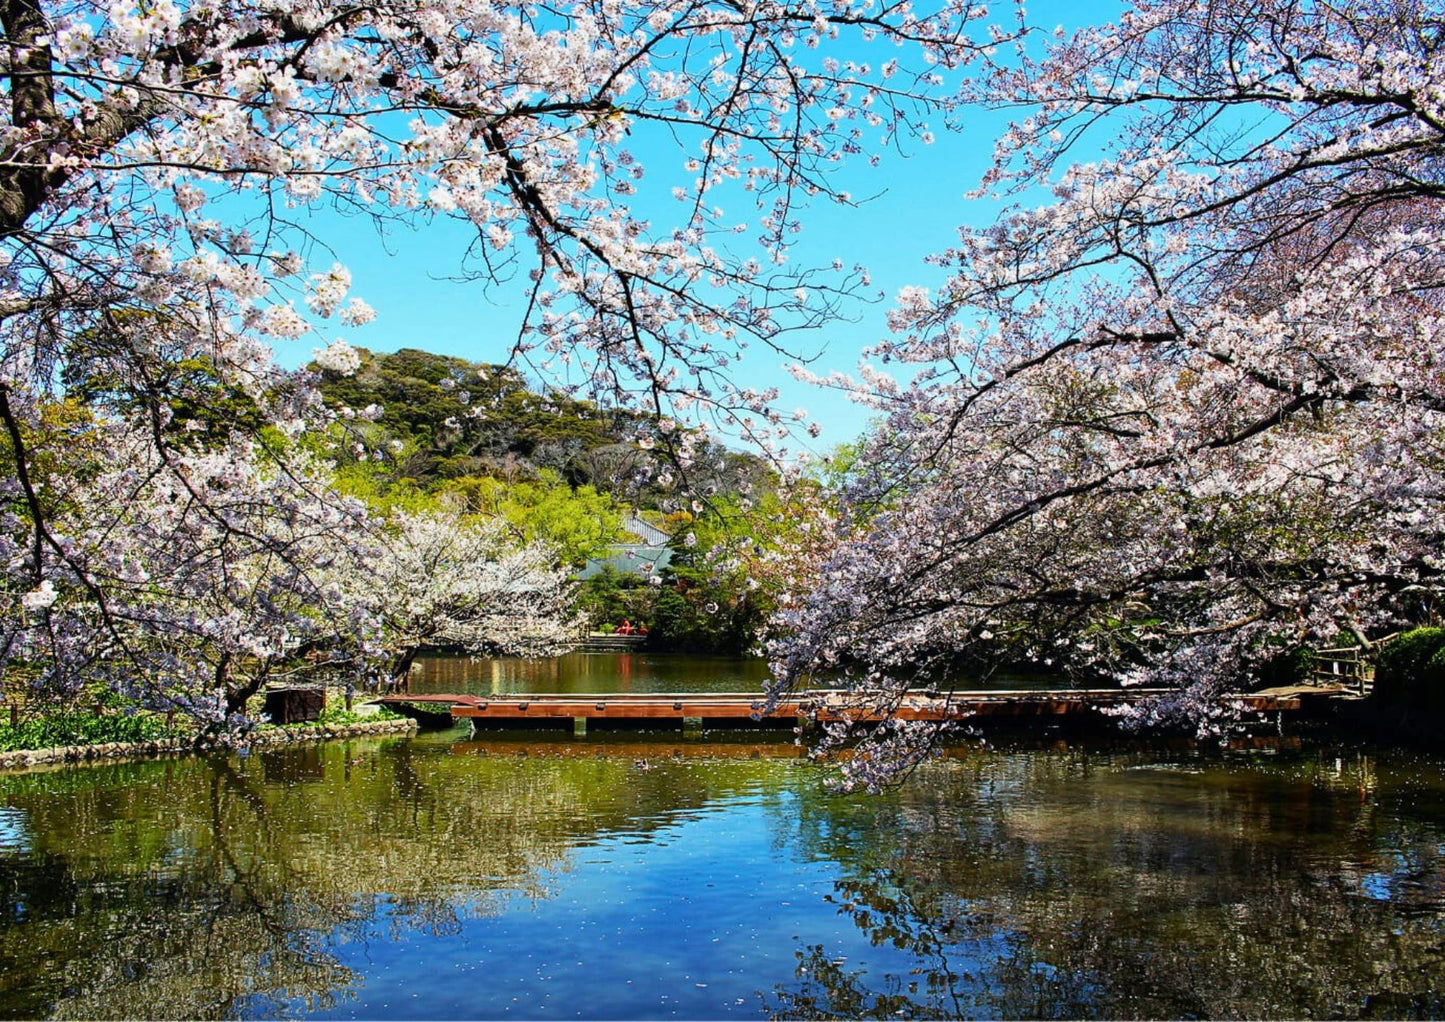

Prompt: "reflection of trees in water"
[0,759,364,1019]
[3,736,1441,1019]
[771,868,994,1020]
[0,736,783,1018]
[411,651,770,696]
[767,745,1445,1020]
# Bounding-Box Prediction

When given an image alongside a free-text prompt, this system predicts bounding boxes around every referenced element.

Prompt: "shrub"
[309,705,402,727]
[1256,645,1316,689]
[0,710,176,752]
[1373,628,1445,714]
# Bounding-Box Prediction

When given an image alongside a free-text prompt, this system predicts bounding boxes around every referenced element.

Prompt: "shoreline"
[0,716,419,773]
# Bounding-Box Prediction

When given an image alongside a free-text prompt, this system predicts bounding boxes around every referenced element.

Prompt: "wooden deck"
[375,686,1344,730]
[578,633,648,653]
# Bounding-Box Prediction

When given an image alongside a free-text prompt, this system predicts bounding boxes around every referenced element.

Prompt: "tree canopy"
[0,0,978,722]
[769,0,1445,769]
[2,0,1441,752]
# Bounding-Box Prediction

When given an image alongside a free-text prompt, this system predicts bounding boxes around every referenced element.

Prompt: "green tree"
[63,321,271,452]
[450,470,623,568]
[648,503,772,655]
[314,347,651,488]
[576,564,654,629]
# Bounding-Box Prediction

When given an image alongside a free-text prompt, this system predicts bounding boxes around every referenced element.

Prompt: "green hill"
[312,347,771,507]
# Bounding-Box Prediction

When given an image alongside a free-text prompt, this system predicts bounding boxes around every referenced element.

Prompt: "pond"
[0,718,1442,1018]
[410,652,773,696]
[410,653,1064,696]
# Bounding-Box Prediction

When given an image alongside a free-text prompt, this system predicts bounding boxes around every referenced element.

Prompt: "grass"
[0,698,404,755]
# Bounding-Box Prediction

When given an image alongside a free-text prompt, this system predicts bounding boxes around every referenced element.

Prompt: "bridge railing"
[580,632,647,652]
[1312,647,1368,693]
[1312,638,1387,696]
[1310,635,1397,695]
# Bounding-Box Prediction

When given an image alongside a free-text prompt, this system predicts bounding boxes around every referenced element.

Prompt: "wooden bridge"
[375,686,1347,732]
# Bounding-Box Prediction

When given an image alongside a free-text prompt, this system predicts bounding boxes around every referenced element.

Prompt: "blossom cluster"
[0,0,1009,721]
[766,0,1445,770]
[0,414,576,725]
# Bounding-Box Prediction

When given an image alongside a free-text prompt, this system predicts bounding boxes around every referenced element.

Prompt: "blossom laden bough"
[0,0,1004,430]
[332,508,579,690]
[769,0,1445,768]
[2,422,378,732]
[1,416,578,731]
[0,0,1011,719]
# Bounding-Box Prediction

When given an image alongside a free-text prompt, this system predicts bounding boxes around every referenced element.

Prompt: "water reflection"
[767,744,1445,1019]
[0,733,797,1019]
[0,736,1439,1018]
[411,652,773,696]
[411,652,1068,698]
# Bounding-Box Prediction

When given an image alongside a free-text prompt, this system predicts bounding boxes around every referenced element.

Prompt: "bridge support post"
[574,717,586,737]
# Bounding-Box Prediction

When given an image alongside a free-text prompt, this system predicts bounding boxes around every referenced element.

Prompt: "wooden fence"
[1310,634,1397,694]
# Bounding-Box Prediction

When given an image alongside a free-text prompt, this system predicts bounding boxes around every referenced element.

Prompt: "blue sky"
[271,1,1120,451]
[286,128,1000,447]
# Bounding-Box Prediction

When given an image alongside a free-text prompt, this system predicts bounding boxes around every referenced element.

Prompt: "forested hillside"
[310,347,788,653]
[313,347,770,507]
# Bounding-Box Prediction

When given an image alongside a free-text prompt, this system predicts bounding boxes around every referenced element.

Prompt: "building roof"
[622,512,670,546]
[577,544,672,580]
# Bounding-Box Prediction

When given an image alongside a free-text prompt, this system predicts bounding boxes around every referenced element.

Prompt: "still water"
[410,652,773,696]
[0,719,1442,1019]
[410,653,1062,696]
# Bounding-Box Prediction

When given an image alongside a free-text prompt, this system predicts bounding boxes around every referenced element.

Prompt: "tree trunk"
[223,654,267,717]
[390,648,417,694]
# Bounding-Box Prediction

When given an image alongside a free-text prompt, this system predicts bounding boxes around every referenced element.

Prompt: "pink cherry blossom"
[769,0,1445,774]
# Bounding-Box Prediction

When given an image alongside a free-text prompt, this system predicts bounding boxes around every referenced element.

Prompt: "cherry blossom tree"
[0,0,1002,439]
[0,0,1007,711]
[771,0,1445,764]
[2,413,577,727]
[333,508,578,690]
[3,420,376,729]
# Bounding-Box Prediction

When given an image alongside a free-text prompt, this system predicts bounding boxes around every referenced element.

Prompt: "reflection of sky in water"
[1356,845,1445,908]
[3,739,1445,1020]
[0,808,29,854]
[1360,873,1395,901]
[304,792,883,1020]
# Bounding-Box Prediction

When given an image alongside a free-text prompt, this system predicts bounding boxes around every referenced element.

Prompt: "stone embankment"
[0,717,417,771]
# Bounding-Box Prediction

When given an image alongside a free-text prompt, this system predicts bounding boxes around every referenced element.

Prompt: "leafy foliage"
[64,323,272,451]
[770,0,1445,768]
[0,710,176,752]
[1,0,965,732]
[450,471,622,567]
[576,564,653,629]
[1254,644,1317,690]
[1374,629,1445,715]
[647,502,778,654]
[316,348,651,490]
[316,348,774,511]
[305,705,403,727]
